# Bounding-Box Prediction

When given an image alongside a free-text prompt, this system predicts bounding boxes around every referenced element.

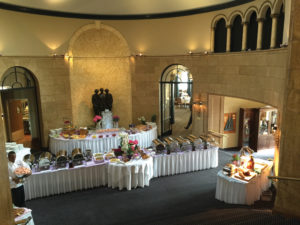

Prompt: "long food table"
[49,126,157,155]
[215,158,273,205]
[24,147,218,200]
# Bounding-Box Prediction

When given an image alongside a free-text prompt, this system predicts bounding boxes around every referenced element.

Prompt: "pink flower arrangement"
[113,115,120,122]
[129,140,138,145]
[93,115,102,123]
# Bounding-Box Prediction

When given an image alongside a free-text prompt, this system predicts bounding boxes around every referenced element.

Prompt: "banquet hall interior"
[0,0,300,224]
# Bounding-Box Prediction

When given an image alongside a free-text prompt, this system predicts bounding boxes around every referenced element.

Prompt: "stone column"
[256,18,264,50]
[283,0,291,45]
[242,22,249,51]
[0,98,14,225]
[274,0,300,218]
[210,27,215,52]
[271,14,279,48]
[226,25,232,52]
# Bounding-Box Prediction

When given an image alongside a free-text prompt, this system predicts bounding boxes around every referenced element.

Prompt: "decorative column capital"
[271,13,280,19]
[226,24,232,29]
[257,18,264,23]
[242,21,249,26]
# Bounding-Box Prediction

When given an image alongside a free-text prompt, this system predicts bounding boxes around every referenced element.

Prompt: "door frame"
[159,64,193,137]
[0,67,42,149]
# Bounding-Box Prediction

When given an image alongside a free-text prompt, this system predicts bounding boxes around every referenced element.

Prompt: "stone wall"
[132,49,288,136]
[274,0,300,218]
[0,57,72,148]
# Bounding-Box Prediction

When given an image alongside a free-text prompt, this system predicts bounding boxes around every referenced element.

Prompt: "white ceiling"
[0,0,242,15]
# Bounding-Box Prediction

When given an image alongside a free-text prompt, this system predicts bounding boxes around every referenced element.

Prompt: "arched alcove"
[214,18,227,53]
[68,22,132,128]
[247,11,258,50]
[276,4,285,48]
[262,8,272,50]
[230,15,243,52]
[0,66,41,150]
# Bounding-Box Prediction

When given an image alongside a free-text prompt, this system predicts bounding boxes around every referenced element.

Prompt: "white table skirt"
[215,159,273,205]
[24,162,108,200]
[49,126,157,155]
[15,208,35,225]
[108,157,153,191]
[153,147,218,178]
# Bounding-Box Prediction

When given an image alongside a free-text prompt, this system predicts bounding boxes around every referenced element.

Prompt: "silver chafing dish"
[85,149,93,161]
[164,137,180,153]
[186,134,204,150]
[23,154,35,168]
[72,148,84,166]
[152,139,166,153]
[175,136,192,151]
[38,152,52,170]
[56,150,68,168]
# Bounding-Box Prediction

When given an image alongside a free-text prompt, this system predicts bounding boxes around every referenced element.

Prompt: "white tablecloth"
[215,159,273,205]
[153,147,218,177]
[15,208,35,225]
[49,126,157,155]
[24,162,108,200]
[108,157,153,190]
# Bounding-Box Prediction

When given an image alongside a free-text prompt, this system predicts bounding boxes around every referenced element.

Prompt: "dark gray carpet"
[26,151,300,225]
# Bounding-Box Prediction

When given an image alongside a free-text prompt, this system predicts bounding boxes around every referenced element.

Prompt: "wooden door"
[8,100,24,141]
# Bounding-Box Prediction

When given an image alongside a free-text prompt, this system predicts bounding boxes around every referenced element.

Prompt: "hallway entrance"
[160,64,193,137]
[0,66,41,150]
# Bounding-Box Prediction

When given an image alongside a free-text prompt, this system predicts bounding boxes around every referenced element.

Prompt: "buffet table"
[215,158,273,205]
[49,126,157,155]
[153,147,218,177]
[108,157,153,190]
[24,161,108,200]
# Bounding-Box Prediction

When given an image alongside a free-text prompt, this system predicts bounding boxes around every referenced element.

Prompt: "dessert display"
[222,146,268,182]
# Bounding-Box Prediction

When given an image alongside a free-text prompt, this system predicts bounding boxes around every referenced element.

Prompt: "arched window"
[214,18,227,53]
[230,15,243,52]
[247,11,258,50]
[262,8,272,50]
[276,5,285,48]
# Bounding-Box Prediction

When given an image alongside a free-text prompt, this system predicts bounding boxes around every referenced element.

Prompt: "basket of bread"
[14,167,31,179]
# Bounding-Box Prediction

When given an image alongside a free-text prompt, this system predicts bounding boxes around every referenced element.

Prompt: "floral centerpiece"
[93,115,102,129]
[138,116,146,125]
[117,132,140,160]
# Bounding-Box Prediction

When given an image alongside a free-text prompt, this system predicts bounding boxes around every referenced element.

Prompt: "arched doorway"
[160,65,193,137]
[0,66,41,150]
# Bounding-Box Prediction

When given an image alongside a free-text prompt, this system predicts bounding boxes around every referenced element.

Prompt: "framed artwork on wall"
[224,113,236,133]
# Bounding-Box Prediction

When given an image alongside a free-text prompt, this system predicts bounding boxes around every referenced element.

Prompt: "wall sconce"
[193,101,203,117]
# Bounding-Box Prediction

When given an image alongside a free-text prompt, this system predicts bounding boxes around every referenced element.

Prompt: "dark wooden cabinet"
[239,107,277,151]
